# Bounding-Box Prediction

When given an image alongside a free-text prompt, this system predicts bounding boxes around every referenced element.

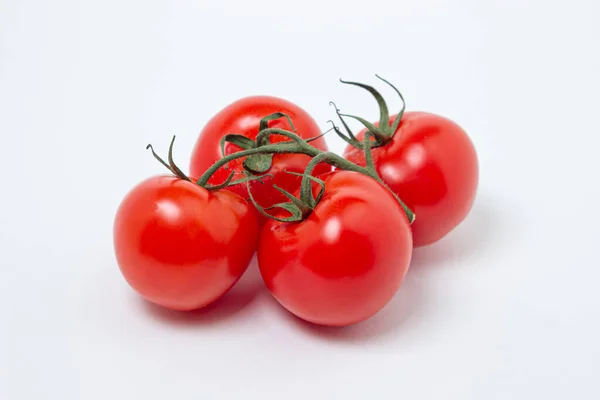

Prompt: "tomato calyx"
[246,170,326,222]
[218,113,298,174]
[330,75,406,149]
[196,119,330,188]
[146,136,269,191]
[217,113,328,175]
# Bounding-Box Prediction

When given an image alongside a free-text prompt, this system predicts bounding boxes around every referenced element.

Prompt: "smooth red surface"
[344,112,478,247]
[258,171,413,327]
[113,176,259,311]
[189,96,331,207]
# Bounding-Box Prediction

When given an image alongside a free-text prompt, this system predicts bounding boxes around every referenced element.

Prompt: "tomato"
[113,175,259,311]
[258,171,413,326]
[189,96,331,207]
[344,112,478,247]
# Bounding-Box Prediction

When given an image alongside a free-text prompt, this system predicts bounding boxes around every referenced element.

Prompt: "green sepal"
[204,170,236,191]
[220,134,256,157]
[375,74,406,134]
[339,112,388,144]
[258,113,296,146]
[206,172,272,192]
[243,153,274,174]
[269,184,312,217]
[220,133,274,174]
[167,136,191,181]
[264,202,304,222]
[330,101,359,142]
[246,179,304,223]
[340,79,390,130]
[146,136,190,182]
[283,171,326,209]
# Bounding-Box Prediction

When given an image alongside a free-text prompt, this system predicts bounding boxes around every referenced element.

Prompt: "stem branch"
[196,128,415,223]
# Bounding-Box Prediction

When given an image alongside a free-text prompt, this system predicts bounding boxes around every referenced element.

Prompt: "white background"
[1,0,599,399]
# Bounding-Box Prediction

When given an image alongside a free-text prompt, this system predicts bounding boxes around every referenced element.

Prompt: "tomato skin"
[344,112,478,247]
[113,176,259,311]
[189,96,331,206]
[258,171,413,327]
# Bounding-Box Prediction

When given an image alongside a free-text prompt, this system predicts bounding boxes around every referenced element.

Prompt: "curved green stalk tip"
[166,135,191,182]
[259,112,297,135]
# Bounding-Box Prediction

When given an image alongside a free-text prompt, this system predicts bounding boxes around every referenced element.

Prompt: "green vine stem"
[245,171,326,223]
[146,136,268,191]
[329,75,407,149]
[297,131,414,222]
[196,128,415,223]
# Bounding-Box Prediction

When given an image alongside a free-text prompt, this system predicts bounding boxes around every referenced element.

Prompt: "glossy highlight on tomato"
[113,175,259,311]
[258,171,413,327]
[190,96,331,206]
[344,112,478,247]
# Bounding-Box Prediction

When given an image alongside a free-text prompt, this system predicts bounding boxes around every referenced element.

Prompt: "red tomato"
[189,96,331,206]
[258,171,413,326]
[113,176,259,311]
[344,112,478,247]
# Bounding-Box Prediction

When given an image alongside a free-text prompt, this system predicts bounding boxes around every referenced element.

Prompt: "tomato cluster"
[113,77,478,327]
